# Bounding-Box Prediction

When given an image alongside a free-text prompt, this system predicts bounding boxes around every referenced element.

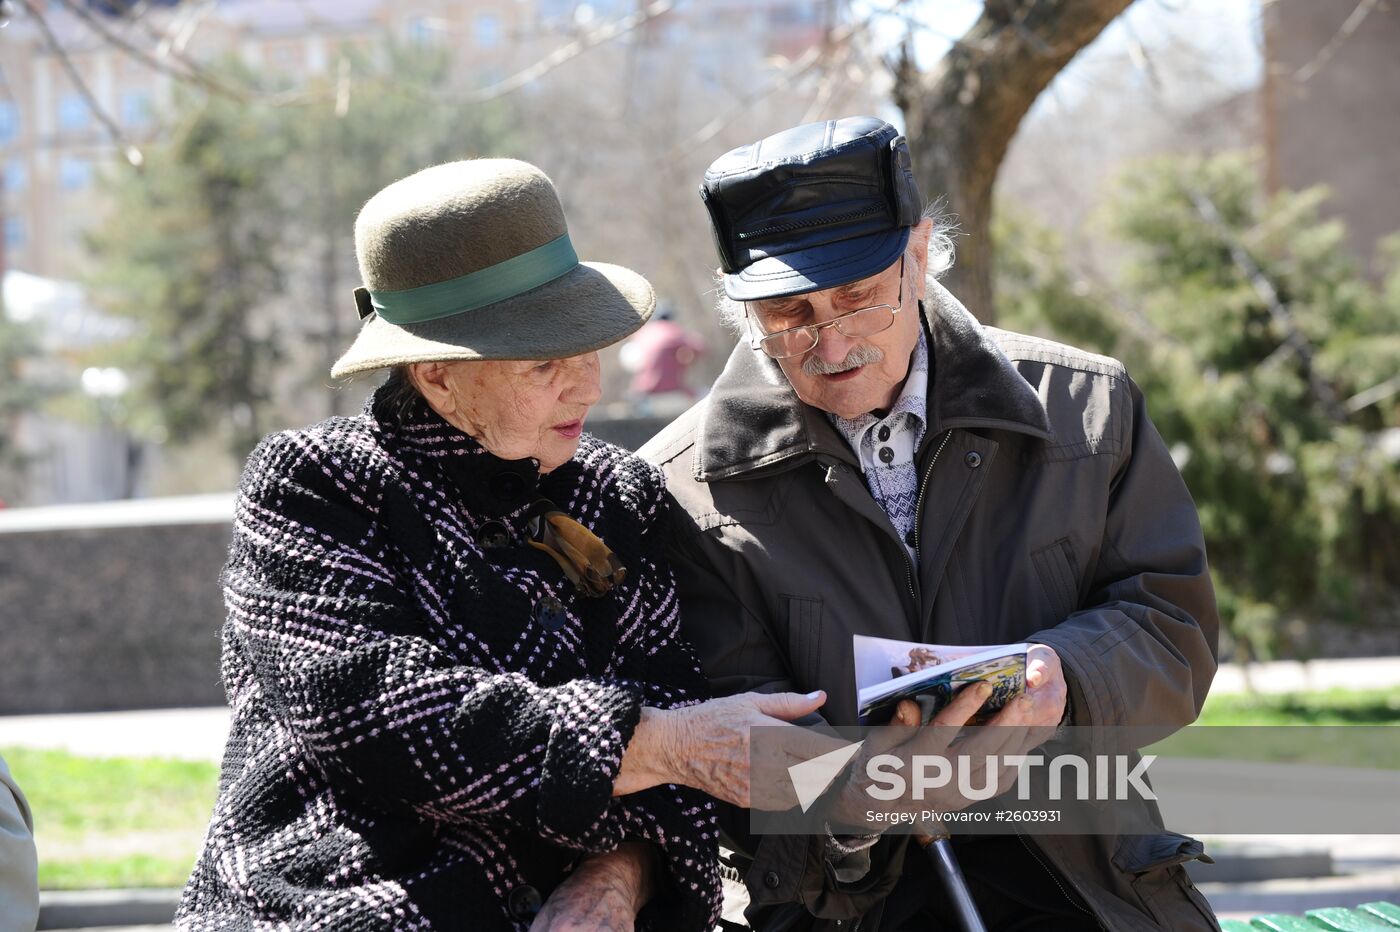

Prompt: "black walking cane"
[915,819,988,932]
[906,696,989,932]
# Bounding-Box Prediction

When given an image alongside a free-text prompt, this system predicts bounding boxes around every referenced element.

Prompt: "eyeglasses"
[747,257,905,359]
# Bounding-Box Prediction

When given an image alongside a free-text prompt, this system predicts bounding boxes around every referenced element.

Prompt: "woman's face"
[410,353,603,473]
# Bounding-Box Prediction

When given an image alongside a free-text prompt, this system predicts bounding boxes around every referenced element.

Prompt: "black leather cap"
[700,116,923,301]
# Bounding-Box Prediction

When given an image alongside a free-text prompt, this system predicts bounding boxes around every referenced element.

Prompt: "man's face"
[747,256,920,420]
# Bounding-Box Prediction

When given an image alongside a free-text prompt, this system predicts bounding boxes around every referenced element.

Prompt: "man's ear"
[742,305,764,351]
[907,218,934,285]
[408,362,456,418]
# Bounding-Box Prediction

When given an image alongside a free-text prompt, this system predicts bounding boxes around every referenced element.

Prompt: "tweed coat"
[177,387,721,932]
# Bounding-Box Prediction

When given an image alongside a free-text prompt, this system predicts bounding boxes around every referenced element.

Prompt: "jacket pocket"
[783,595,823,692]
[1031,537,1081,622]
[1114,832,1220,930]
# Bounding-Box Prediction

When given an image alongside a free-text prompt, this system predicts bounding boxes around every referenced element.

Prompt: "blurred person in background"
[0,754,39,932]
[619,301,707,416]
[176,159,828,932]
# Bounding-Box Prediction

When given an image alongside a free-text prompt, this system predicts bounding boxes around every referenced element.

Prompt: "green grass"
[1197,687,1400,726]
[38,855,206,890]
[1149,686,1400,770]
[1,746,219,890]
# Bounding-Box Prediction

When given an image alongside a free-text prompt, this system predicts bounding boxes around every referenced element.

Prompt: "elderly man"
[639,117,1221,931]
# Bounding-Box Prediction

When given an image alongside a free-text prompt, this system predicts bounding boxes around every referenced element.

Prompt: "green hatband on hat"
[332,158,653,378]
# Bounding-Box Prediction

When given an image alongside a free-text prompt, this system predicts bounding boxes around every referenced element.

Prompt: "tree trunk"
[894,0,1133,323]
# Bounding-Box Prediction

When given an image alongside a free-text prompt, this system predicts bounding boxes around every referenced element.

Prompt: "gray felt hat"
[332,159,653,377]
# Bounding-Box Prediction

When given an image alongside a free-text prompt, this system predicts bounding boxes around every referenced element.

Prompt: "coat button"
[964,451,982,468]
[507,884,542,918]
[476,520,509,550]
[763,870,781,889]
[534,596,568,632]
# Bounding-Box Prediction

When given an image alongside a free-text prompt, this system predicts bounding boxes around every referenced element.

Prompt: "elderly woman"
[176,160,825,932]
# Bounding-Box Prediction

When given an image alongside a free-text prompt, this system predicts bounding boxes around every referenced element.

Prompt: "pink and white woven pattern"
[177,389,721,931]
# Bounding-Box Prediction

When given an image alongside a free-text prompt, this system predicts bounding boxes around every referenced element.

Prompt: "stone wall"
[0,497,234,714]
[0,419,671,714]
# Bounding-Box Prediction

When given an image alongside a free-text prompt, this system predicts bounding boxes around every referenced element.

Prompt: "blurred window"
[59,94,92,131]
[267,42,301,68]
[408,16,444,46]
[474,13,500,48]
[59,156,94,191]
[4,216,24,251]
[537,0,571,22]
[4,159,25,193]
[769,4,821,26]
[0,101,18,143]
[120,90,153,127]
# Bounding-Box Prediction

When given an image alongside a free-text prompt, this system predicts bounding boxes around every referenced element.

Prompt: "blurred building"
[2,269,140,504]
[0,0,854,282]
[0,0,874,504]
[1263,0,1400,273]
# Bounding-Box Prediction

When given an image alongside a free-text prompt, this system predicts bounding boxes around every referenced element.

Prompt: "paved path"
[0,707,229,762]
[1210,656,1400,695]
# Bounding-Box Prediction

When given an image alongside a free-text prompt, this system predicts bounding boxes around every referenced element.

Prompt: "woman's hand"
[615,691,830,809]
[529,843,656,932]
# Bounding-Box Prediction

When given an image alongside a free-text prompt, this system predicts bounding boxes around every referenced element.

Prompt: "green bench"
[1219,902,1400,931]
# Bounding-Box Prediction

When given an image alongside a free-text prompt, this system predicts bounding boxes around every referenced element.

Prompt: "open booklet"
[855,634,1030,725]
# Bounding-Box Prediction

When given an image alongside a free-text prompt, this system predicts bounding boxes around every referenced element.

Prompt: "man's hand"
[1022,643,1068,729]
[827,683,1021,828]
[826,649,1069,832]
[530,843,657,932]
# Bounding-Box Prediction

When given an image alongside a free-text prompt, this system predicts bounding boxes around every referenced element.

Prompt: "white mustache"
[802,344,885,377]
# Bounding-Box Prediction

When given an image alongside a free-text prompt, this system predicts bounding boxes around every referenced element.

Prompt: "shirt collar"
[827,326,930,453]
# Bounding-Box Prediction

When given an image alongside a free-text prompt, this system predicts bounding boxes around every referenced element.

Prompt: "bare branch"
[467,0,675,103]
[1188,189,1349,424]
[53,0,249,101]
[674,4,888,157]
[19,0,143,166]
[1293,0,1380,84]
[1346,375,1400,414]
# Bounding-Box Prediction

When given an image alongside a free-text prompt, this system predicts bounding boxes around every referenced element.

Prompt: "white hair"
[715,202,957,335]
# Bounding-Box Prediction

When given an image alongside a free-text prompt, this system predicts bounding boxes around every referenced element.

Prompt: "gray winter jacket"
[641,281,1221,931]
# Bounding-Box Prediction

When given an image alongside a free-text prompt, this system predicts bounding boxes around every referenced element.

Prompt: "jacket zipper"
[906,431,1101,929]
[1016,832,1102,926]
[904,431,953,606]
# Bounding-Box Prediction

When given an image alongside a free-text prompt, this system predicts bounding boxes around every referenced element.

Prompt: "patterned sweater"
[177,388,721,931]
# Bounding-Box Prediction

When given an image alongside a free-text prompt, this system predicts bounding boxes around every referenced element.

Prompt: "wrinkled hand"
[828,651,1067,832]
[616,691,833,810]
[529,843,655,932]
[826,682,1017,828]
[1022,643,1068,729]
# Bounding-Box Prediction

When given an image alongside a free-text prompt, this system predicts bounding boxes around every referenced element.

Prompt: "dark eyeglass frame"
[746,256,906,360]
